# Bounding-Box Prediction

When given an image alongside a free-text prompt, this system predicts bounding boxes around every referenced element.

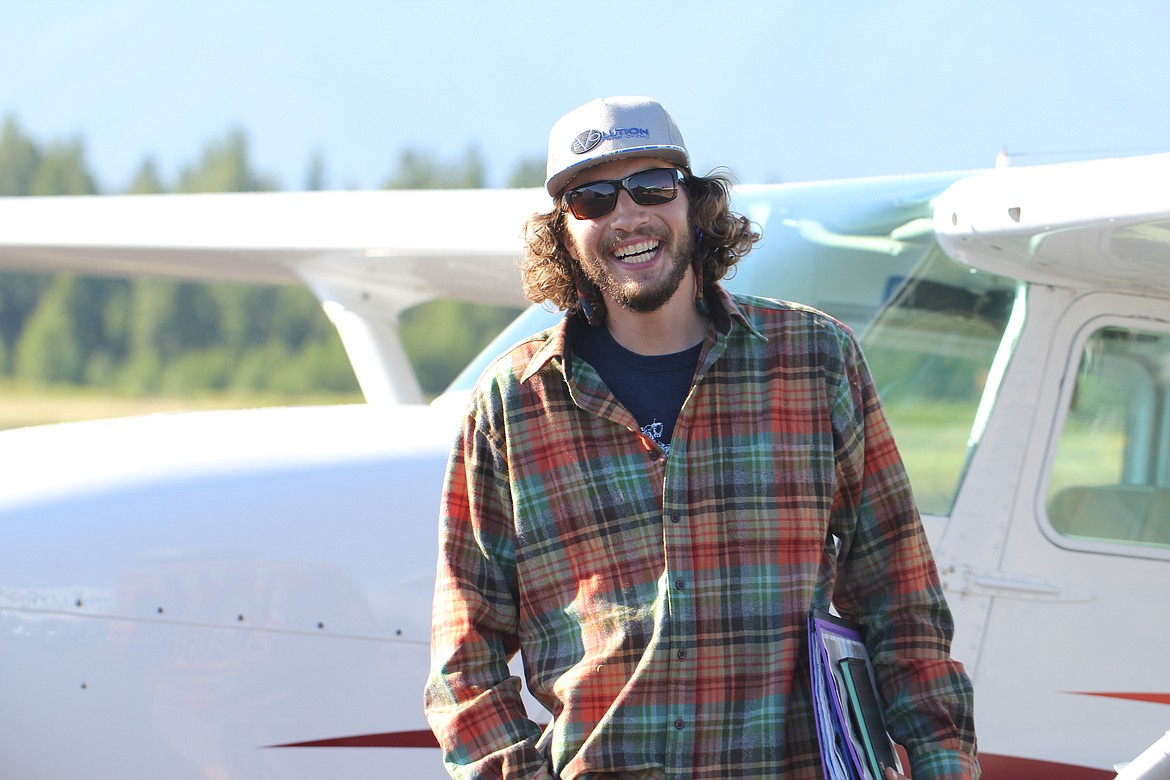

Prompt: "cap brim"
[546,146,689,197]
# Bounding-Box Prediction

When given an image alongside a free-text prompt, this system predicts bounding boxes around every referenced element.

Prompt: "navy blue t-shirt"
[574,324,702,456]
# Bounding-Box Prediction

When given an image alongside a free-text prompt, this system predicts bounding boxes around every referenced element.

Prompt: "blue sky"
[3,0,1169,192]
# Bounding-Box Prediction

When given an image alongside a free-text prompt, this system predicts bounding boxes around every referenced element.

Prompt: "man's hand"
[884,767,909,780]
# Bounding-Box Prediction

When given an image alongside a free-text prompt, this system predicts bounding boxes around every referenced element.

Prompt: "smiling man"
[425,96,979,779]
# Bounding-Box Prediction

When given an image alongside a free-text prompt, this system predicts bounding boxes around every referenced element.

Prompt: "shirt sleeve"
[423,400,552,779]
[827,331,980,780]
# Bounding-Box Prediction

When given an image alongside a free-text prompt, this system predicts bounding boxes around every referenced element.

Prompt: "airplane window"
[1047,326,1170,550]
[859,250,1020,516]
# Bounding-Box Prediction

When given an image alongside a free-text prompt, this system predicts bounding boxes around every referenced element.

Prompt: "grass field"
[0,380,362,431]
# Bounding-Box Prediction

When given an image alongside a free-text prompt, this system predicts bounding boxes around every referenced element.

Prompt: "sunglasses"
[563,167,684,220]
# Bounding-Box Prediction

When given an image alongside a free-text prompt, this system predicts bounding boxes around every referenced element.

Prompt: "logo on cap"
[571,130,603,155]
[570,127,653,155]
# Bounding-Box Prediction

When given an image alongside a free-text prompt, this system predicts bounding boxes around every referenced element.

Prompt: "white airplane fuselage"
[2,155,1170,779]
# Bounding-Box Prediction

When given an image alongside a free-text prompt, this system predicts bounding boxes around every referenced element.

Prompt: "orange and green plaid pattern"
[425,288,978,780]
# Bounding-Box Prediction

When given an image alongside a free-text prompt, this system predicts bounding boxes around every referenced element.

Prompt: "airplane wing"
[0,188,552,404]
[935,151,1170,292]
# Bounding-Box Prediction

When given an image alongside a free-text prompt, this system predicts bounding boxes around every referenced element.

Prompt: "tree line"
[0,115,542,401]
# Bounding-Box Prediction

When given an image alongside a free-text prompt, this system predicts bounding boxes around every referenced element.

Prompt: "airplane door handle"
[939,564,1094,602]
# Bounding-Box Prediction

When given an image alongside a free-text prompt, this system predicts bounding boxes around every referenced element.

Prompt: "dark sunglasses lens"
[566,169,680,219]
[568,182,618,219]
[628,169,679,205]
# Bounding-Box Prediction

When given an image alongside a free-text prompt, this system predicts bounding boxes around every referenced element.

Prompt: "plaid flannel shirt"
[425,287,978,779]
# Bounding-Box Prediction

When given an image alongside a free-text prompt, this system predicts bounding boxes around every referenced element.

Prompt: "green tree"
[14,275,85,383]
[400,300,522,397]
[383,147,486,189]
[506,156,546,188]
[177,128,278,193]
[118,279,174,391]
[0,116,99,376]
[128,158,165,194]
[304,150,327,191]
[86,280,132,383]
[0,273,51,374]
[0,114,40,196]
[30,139,97,195]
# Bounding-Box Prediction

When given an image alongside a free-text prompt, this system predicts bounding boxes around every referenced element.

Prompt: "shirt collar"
[520,311,576,384]
[709,284,766,342]
[519,283,765,384]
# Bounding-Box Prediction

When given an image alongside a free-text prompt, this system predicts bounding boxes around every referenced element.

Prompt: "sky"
[3,0,1169,193]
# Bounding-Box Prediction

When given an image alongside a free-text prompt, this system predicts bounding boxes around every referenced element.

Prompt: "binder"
[840,656,899,778]
[808,609,902,780]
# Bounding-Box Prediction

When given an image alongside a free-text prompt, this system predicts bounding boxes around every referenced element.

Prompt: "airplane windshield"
[439,175,1021,517]
[858,251,1020,515]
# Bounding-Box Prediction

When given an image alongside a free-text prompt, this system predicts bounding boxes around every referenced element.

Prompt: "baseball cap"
[545,96,690,197]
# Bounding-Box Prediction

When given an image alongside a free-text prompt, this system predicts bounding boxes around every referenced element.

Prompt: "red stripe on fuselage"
[1074,691,1170,706]
[269,734,1118,780]
[269,735,1115,780]
[268,730,439,748]
[979,753,1113,779]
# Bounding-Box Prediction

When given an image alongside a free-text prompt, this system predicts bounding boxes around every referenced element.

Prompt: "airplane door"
[950,290,1170,777]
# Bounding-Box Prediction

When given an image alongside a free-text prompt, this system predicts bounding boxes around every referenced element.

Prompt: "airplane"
[1,150,1169,780]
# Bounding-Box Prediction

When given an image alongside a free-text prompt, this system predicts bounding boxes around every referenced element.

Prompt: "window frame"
[1038,313,1170,561]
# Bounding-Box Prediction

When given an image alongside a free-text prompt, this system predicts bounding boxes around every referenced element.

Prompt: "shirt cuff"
[908,748,980,780]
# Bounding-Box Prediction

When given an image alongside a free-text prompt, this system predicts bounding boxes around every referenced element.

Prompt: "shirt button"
[674,717,685,730]
[675,580,685,590]
[648,450,660,461]
[677,649,687,659]
[670,512,681,523]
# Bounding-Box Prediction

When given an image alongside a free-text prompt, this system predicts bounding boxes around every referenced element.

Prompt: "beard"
[570,224,697,315]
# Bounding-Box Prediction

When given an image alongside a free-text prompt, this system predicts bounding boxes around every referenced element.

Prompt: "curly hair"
[519,169,761,316]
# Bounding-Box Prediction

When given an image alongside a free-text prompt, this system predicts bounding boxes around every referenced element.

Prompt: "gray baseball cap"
[544,96,690,197]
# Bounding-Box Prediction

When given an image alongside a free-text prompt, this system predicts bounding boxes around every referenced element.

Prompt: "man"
[425,96,978,779]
